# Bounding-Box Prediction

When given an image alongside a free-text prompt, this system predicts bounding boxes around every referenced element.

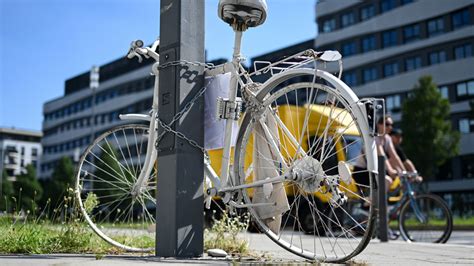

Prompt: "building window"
[454,43,473,59]
[429,50,446,65]
[452,8,471,30]
[383,62,399,77]
[21,147,25,155]
[427,17,445,37]
[322,18,336,33]
[459,118,474,133]
[362,35,376,52]
[456,80,474,99]
[380,0,397,13]
[341,11,355,27]
[386,94,401,113]
[342,41,357,56]
[343,71,358,87]
[382,30,398,48]
[460,155,474,178]
[360,4,375,21]
[403,24,420,43]
[405,56,422,71]
[439,86,449,99]
[363,67,378,83]
[32,148,38,156]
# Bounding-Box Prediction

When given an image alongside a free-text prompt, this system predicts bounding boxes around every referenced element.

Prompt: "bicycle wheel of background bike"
[234,69,377,262]
[75,124,156,252]
[399,194,453,243]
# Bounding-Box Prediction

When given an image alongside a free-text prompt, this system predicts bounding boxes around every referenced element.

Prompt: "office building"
[40,54,157,178]
[0,127,42,178]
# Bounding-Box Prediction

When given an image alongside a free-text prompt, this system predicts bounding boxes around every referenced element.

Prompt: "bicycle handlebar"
[127,39,160,63]
[398,171,418,179]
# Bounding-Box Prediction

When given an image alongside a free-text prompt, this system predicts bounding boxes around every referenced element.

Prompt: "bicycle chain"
[155,60,213,159]
[157,59,216,70]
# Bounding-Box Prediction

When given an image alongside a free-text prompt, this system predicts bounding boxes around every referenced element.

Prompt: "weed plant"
[1,186,252,256]
[0,188,119,254]
[204,210,250,255]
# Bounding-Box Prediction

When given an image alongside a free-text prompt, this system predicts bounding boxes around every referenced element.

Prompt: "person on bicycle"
[353,115,406,191]
[389,128,423,182]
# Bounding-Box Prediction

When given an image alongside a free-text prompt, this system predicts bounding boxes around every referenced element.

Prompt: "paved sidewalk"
[1,233,473,265]
[245,232,474,265]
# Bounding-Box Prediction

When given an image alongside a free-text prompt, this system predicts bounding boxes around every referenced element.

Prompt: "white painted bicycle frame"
[123,31,377,203]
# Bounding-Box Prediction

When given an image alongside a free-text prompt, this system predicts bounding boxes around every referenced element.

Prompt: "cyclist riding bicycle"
[353,115,406,191]
[389,128,423,183]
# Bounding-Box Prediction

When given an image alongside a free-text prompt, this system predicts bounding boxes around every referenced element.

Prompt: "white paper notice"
[204,73,239,150]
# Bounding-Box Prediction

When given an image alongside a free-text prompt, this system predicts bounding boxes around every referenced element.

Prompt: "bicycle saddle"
[218,0,267,30]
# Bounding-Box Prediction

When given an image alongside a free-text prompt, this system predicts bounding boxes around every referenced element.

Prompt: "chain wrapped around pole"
[155,60,216,160]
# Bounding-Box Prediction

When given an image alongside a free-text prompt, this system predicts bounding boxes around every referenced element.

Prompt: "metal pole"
[377,155,388,242]
[156,0,204,257]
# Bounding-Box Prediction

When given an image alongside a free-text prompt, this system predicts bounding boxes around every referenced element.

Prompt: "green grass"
[0,217,113,254]
[0,188,154,255]
[390,216,474,229]
[453,216,474,226]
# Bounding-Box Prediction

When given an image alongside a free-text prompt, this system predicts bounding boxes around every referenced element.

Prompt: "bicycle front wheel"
[75,124,156,252]
[234,69,377,262]
[399,194,453,243]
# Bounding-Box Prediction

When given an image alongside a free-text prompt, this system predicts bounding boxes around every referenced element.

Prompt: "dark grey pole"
[377,156,388,242]
[156,0,205,258]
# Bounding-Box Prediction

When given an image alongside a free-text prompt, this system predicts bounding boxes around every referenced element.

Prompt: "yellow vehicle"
[206,103,362,231]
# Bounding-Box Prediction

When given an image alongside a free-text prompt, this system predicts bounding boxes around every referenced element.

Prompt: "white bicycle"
[75,1,379,262]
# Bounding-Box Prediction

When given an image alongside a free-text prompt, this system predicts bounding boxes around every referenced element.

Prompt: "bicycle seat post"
[217,0,268,186]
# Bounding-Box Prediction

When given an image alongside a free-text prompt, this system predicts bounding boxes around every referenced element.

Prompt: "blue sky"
[0,0,316,131]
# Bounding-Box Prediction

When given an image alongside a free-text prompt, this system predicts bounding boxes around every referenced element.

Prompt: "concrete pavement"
[1,232,473,265]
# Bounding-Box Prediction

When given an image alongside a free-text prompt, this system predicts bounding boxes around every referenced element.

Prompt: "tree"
[401,76,460,178]
[13,164,43,212]
[94,144,131,205]
[42,156,75,208]
[0,169,14,211]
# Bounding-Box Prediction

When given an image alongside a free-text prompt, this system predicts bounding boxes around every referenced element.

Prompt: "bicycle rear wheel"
[75,124,156,252]
[399,194,452,243]
[234,69,377,262]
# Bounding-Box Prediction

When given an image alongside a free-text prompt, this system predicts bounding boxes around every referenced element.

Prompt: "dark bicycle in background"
[328,171,453,243]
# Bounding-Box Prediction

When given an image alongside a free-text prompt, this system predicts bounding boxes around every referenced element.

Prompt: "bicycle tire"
[234,68,377,262]
[75,123,156,252]
[398,194,453,243]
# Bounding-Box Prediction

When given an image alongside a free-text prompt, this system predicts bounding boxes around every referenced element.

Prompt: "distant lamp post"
[89,65,100,137]
[90,66,100,90]
[89,66,100,191]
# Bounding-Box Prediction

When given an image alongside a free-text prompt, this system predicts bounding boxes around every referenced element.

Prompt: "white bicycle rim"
[234,69,377,262]
[75,124,156,252]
